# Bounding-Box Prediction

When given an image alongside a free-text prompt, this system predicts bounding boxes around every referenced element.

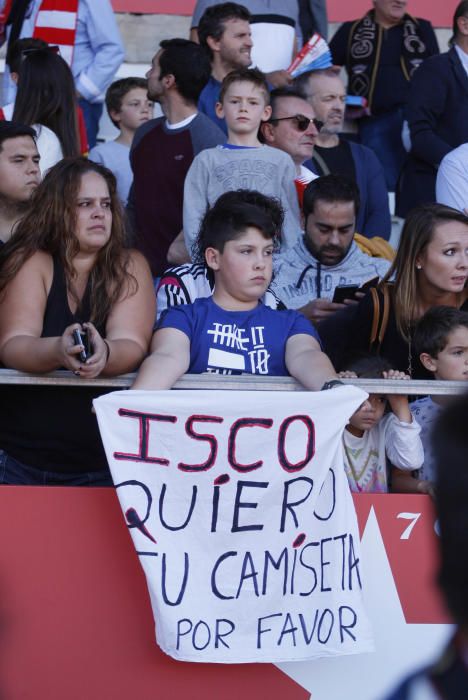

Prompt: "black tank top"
[0,257,110,473]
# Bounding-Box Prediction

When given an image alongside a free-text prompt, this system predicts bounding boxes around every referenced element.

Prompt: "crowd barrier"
[0,369,458,699]
[0,368,467,394]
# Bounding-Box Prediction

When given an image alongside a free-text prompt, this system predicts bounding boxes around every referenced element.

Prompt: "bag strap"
[369,284,391,352]
[311,151,331,176]
[369,287,380,349]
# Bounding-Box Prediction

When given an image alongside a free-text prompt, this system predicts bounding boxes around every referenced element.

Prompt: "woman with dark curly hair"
[0,157,155,485]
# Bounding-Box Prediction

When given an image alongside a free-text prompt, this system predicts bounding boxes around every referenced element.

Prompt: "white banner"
[94,387,373,663]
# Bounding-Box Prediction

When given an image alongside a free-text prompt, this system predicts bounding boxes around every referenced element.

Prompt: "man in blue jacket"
[296,68,392,241]
[396,0,468,217]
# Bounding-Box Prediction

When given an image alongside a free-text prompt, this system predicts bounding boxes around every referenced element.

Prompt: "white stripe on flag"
[35,10,77,30]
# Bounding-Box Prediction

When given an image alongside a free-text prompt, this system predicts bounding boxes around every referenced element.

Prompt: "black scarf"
[6,0,32,59]
[347,10,431,111]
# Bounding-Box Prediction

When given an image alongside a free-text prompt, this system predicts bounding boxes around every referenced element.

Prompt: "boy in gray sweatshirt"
[183,68,301,256]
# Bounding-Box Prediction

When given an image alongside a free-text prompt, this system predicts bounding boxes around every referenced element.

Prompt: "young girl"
[340,357,423,493]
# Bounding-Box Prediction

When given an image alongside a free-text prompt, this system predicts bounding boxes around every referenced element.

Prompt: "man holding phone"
[271,175,391,323]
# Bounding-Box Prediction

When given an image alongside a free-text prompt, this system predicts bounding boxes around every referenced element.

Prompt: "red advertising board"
[0,488,452,700]
[111,0,454,26]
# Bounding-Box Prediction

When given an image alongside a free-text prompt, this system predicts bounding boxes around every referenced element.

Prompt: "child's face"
[347,394,387,436]
[216,81,271,135]
[422,326,468,381]
[111,88,153,132]
[205,226,274,309]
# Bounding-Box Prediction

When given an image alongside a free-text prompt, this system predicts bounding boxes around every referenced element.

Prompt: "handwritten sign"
[94,387,373,663]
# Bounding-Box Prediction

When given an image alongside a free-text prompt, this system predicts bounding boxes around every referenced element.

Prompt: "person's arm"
[359,147,392,240]
[132,327,190,390]
[183,154,209,256]
[382,369,412,423]
[392,467,435,497]
[167,231,190,265]
[74,0,125,103]
[436,148,468,212]
[265,70,293,89]
[318,292,375,370]
[285,333,337,390]
[384,377,424,473]
[309,0,328,40]
[0,252,83,372]
[406,57,453,167]
[189,0,210,42]
[278,153,302,249]
[95,250,155,377]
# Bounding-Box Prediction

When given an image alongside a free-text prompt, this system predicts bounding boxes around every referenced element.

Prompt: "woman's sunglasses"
[268,114,324,132]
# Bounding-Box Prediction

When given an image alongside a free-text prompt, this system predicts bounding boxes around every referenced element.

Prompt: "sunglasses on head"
[21,45,60,58]
[269,114,324,132]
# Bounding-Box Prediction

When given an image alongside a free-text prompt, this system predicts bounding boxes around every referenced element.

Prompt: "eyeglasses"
[268,114,324,132]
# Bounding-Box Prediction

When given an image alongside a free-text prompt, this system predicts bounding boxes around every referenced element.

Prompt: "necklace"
[343,438,379,492]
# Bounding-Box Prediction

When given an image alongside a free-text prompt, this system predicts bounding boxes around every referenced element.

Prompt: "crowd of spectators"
[0,0,467,501]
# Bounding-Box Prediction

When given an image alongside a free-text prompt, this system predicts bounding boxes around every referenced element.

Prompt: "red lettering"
[277,415,315,472]
[114,408,177,465]
[178,415,224,472]
[228,418,274,472]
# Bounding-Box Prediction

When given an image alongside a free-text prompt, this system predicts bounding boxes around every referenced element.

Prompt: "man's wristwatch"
[321,379,345,391]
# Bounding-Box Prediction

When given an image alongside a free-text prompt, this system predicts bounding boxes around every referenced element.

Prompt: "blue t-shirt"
[198,76,226,134]
[158,297,319,376]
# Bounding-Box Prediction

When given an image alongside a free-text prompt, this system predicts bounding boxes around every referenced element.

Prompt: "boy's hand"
[338,370,358,378]
[382,369,412,422]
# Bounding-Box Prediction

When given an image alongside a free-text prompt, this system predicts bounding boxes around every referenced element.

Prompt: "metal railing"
[0,368,466,395]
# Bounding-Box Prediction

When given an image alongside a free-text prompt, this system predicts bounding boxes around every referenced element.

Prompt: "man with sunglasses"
[261,88,321,196]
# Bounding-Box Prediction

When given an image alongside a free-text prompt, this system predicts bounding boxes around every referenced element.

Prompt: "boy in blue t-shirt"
[133,190,337,390]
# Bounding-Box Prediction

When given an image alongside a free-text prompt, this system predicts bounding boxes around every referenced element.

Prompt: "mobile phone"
[73,329,90,362]
[332,284,360,304]
[359,276,380,293]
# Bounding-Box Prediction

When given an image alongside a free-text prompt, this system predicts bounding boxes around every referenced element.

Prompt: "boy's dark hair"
[198,3,251,60]
[194,189,284,262]
[6,37,48,74]
[219,67,270,104]
[105,77,148,128]
[433,394,468,628]
[303,174,360,220]
[413,306,468,359]
[159,39,211,103]
[0,121,36,152]
[343,355,392,379]
[268,87,309,119]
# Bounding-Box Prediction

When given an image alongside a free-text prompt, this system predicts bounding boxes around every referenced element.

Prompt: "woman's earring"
[416,264,422,270]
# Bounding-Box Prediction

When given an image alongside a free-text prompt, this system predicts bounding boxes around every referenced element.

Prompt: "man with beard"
[270,175,391,323]
[197,3,253,133]
[296,69,392,240]
[0,122,40,246]
[127,39,225,277]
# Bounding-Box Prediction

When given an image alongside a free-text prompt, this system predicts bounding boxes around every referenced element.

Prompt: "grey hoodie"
[271,237,391,309]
